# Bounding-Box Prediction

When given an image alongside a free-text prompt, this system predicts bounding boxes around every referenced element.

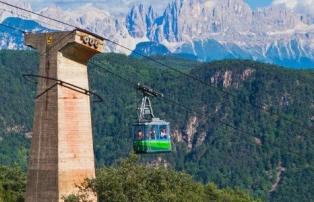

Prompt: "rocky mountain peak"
[147,0,254,43]
[0,0,314,68]
[126,4,157,38]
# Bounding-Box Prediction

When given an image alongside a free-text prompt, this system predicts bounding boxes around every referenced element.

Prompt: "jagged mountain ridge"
[0,0,314,68]
[129,0,314,68]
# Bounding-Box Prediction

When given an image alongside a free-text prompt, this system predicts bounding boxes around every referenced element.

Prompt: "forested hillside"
[0,155,258,202]
[63,155,258,202]
[0,50,313,201]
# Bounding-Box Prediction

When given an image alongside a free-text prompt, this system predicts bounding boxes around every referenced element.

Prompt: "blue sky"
[27,0,274,11]
[245,0,273,9]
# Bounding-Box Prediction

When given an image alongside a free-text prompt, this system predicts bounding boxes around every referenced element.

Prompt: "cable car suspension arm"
[137,83,163,122]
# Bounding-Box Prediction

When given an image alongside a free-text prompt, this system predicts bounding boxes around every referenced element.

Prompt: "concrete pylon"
[24,29,104,202]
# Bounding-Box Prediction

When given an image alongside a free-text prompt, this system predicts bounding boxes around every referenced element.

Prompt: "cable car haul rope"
[0,0,311,155]
[0,0,311,134]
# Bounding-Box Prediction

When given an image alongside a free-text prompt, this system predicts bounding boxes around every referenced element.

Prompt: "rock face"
[172,67,258,150]
[270,162,286,193]
[126,4,156,38]
[210,68,254,88]
[184,116,199,150]
[1,0,314,68]
[173,115,208,150]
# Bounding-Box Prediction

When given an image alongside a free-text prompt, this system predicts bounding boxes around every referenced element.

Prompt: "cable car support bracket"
[23,74,103,103]
[137,83,163,122]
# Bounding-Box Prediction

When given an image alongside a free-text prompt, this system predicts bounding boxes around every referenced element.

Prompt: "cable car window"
[159,125,169,140]
[148,125,157,140]
[134,125,145,140]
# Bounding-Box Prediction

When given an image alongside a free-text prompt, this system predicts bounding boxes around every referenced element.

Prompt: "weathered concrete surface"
[25,30,104,202]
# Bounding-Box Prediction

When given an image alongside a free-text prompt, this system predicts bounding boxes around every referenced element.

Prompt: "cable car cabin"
[133,83,172,154]
[133,118,171,154]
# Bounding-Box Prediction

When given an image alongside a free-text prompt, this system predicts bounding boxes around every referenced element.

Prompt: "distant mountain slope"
[0,50,313,201]
[1,0,314,68]
[0,17,50,49]
[132,41,170,57]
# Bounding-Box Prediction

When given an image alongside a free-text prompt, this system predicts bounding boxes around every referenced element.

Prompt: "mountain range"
[1,0,314,68]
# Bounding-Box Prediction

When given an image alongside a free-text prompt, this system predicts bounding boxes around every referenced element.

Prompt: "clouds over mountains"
[23,0,314,18]
[26,0,173,13]
[273,0,314,16]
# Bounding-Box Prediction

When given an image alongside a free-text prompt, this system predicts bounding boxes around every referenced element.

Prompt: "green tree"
[65,154,259,202]
[0,166,26,202]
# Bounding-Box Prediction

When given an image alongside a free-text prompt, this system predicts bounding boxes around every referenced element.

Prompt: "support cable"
[23,74,103,103]
[0,2,312,133]
[90,61,261,137]
[91,58,313,132]
[0,0,76,30]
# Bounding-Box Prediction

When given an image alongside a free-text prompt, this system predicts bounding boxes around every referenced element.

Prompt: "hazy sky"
[245,0,272,8]
[26,0,273,11]
[24,0,314,15]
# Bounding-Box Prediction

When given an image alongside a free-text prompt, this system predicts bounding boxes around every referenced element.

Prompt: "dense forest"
[63,154,258,202]
[0,155,258,202]
[0,50,313,201]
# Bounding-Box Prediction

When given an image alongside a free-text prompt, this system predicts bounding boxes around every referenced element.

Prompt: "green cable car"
[133,84,172,154]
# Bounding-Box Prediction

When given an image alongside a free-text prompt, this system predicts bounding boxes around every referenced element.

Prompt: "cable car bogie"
[132,84,172,154]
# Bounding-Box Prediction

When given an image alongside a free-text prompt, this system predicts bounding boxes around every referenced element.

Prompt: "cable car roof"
[134,118,169,125]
